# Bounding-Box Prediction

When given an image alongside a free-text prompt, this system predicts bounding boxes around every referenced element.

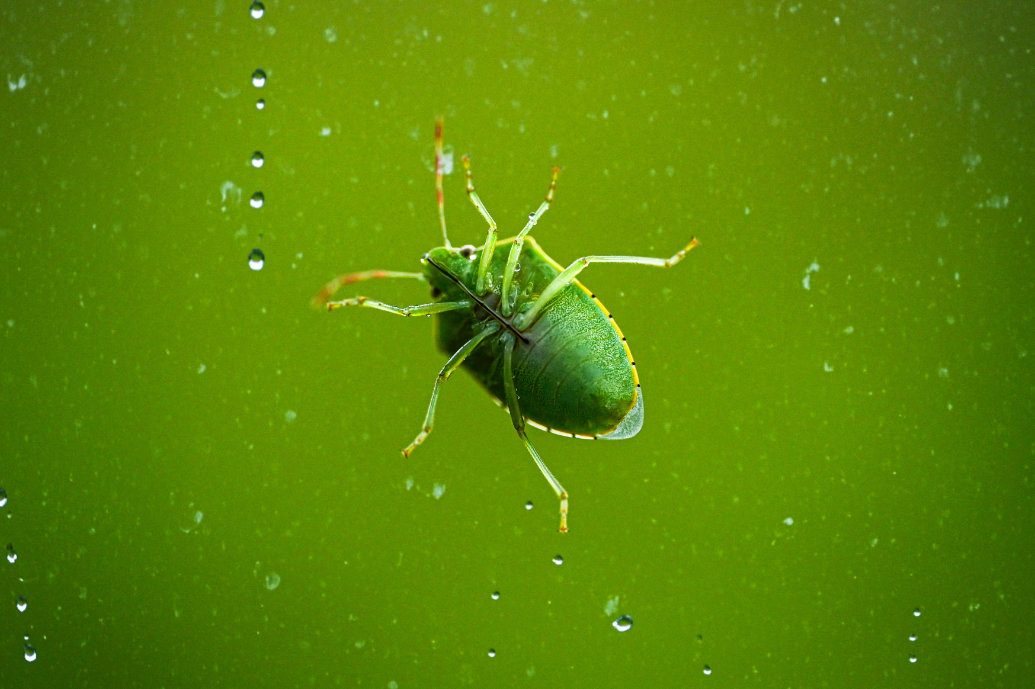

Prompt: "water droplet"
[250,191,265,208]
[6,543,16,563]
[612,615,633,632]
[908,654,918,664]
[248,248,265,271]
[913,607,922,618]
[249,1,265,19]
[251,69,267,88]
[908,633,917,642]
[490,591,500,601]
[24,643,36,662]
[256,98,266,110]
[703,664,712,675]
[16,595,27,612]
[0,487,6,507]
[525,500,533,511]
[552,554,563,566]
[284,410,297,422]
[251,151,265,168]
[487,648,496,658]
[265,571,281,590]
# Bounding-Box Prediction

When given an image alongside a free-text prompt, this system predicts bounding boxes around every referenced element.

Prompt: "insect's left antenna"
[434,117,452,249]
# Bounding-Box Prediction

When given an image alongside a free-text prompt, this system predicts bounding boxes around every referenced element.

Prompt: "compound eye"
[459,244,477,259]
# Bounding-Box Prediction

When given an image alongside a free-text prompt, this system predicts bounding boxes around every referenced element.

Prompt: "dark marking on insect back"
[424,254,530,344]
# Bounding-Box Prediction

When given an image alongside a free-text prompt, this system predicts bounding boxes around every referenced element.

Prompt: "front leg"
[326,297,471,317]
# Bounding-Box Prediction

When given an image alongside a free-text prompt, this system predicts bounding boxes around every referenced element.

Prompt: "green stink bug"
[314,118,699,532]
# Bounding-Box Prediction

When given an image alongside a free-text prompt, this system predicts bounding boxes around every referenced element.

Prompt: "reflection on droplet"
[552,554,563,566]
[251,151,265,168]
[16,595,27,612]
[612,615,633,632]
[250,191,265,208]
[0,487,7,507]
[265,572,281,590]
[487,648,496,658]
[490,591,500,601]
[248,248,265,271]
[256,98,266,110]
[524,500,533,511]
[249,1,265,19]
[908,655,918,664]
[913,607,922,618]
[6,543,16,564]
[703,665,712,675]
[908,633,917,642]
[24,643,36,662]
[251,69,267,88]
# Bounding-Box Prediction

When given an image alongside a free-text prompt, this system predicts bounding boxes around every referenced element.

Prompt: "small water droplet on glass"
[612,615,633,632]
[16,596,28,612]
[0,487,7,507]
[252,69,267,88]
[908,654,918,664]
[487,648,496,658]
[703,665,712,675]
[491,591,500,601]
[552,554,563,566]
[24,643,37,662]
[249,1,265,19]
[248,248,266,271]
[265,571,281,590]
[6,543,16,564]
[908,633,917,642]
[913,607,922,618]
[256,98,266,110]
[525,500,533,511]
[250,191,265,208]
[251,151,265,168]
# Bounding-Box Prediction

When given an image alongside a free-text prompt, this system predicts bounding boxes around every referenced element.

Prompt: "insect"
[314,118,699,532]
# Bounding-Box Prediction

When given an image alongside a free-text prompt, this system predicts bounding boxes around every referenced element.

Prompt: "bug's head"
[421,246,481,301]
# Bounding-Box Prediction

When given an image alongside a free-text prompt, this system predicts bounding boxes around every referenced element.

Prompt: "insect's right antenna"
[434,117,452,249]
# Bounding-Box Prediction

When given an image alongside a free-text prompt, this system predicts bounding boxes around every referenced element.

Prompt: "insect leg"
[459,155,499,296]
[501,332,569,533]
[325,297,470,317]
[500,166,561,317]
[311,270,425,308]
[403,323,500,457]
[515,237,701,329]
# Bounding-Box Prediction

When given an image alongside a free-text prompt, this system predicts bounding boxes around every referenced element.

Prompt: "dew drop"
[487,648,496,658]
[0,487,6,507]
[703,665,712,675]
[16,595,28,612]
[256,98,266,110]
[6,543,16,564]
[251,151,265,168]
[249,1,265,19]
[248,248,266,271]
[265,571,281,590]
[251,69,267,88]
[552,554,563,566]
[612,615,633,632]
[250,191,265,208]
[491,591,500,601]
[24,643,36,662]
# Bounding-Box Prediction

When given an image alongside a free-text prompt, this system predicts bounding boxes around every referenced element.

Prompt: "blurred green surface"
[2,1,1033,687]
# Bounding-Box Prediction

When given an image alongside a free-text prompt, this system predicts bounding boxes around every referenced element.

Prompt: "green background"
[2,1,1032,686]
